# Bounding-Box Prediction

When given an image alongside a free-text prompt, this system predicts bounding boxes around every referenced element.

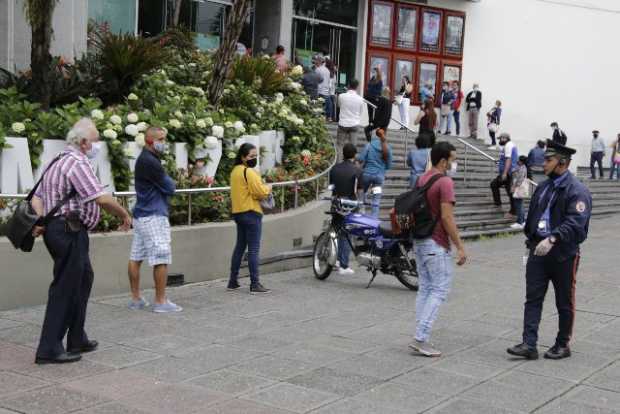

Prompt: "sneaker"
[510,223,525,230]
[227,281,241,291]
[504,213,517,220]
[408,340,442,357]
[128,297,149,310]
[338,267,355,275]
[250,283,271,294]
[507,343,539,359]
[487,145,497,150]
[152,300,183,313]
[544,344,571,360]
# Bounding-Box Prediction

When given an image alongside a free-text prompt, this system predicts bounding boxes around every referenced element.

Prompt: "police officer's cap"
[545,139,576,159]
[592,130,599,134]
[550,121,558,127]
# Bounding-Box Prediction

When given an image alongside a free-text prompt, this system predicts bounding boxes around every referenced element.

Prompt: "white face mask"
[448,162,458,177]
[86,142,101,160]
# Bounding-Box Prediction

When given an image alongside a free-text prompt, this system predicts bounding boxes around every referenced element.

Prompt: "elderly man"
[31,118,132,364]
[127,127,181,313]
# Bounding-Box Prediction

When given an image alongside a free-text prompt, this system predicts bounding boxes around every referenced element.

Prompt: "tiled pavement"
[0,217,619,413]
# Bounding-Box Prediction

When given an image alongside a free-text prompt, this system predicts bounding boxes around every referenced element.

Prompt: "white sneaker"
[338,267,355,275]
[487,145,497,150]
[510,223,525,230]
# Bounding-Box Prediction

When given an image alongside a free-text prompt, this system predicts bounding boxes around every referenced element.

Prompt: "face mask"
[473,87,479,92]
[447,162,458,177]
[86,142,101,159]
[153,141,167,154]
[246,158,258,168]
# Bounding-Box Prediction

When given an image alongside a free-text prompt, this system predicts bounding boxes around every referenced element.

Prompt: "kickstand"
[366,270,377,289]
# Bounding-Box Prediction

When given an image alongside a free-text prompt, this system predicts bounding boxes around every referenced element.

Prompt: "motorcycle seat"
[378,223,396,238]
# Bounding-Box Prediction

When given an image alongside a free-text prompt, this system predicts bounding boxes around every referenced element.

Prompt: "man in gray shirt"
[590,130,605,179]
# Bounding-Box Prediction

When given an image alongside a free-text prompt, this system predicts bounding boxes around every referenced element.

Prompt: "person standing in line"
[550,122,568,145]
[357,128,393,218]
[228,143,272,294]
[406,135,432,189]
[508,140,591,360]
[272,45,288,73]
[527,140,546,182]
[337,79,364,161]
[301,65,321,100]
[439,82,455,135]
[409,142,467,357]
[315,56,332,120]
[365,67,383,123]
[30,118,132,364]
[451,81,464,136]
[398,76,413,130]
[465,83,482,139]
[589,130,606,180]
[329,143,362,276]
[486,100,502,149]
[490,133,519,220]
[419,81,434,103]
[128,127,182,313]
[327,61,338,122]
[610,134,620,180]
[365,87,392,142]
[415,99,438,147]
[510,155,529,230]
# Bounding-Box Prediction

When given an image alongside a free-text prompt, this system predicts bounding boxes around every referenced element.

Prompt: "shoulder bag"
[243,168,275,213]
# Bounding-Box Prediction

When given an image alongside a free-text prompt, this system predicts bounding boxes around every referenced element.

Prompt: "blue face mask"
[153,141,167,154]
[86,142,101,160]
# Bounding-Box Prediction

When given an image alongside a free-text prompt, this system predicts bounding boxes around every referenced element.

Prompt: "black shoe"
[227,281,241,291]
[507,343,539,360]
[544,344,571,360]
[35,352,82,365]
[67,340,98,354]
[250,283,271,294]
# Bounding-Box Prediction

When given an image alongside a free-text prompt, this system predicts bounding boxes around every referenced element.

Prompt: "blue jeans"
[362,173,384,218]
[414,238,454,342]
[453,110,461,135]
[338,233,351,269]
[321,95,332,119]
[610,161,620,180]
[514,198,525,224]
[409,172,421,189]
[230,211,262,286]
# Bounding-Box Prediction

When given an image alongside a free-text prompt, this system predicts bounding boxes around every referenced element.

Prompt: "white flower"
[205,136,219,149]
[159,69,167,75]
[212,125,224,138]
[228,151,236,159]
[250,123,259,130]
[224,121,233,129]
[275,93,284,103]
[291,136,301,143]
[299,99,307,106]
[123,148,133,157]
[90,109,104,120]
[294,118,304,126]
[11,122,26,134]
[318,97,325,103]
[135,133,145,147]
[291,65,303,76]
[205,117,214,126]
[191,86,205,96]
[237,126,246,134]
[174,110,184,119]
[196,119,207,129]
[136,122,148,132]
[188,63,197,68]
[179,64,185,69]
[125,124,139,137]
[290,81,302,91]
[110,115,122,125]
[128,93,139,101]
[301,149,312,158]
[169,119,182,129]
[166,80,175,86]
[103,129,117,139]
[256,112,262,118]
[233,121,244,131]
[127,113,139,123]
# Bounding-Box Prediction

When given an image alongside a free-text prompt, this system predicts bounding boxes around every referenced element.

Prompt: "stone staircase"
[327,125,620,239]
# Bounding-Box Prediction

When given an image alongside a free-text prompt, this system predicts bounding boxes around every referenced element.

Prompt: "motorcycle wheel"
[395,268,419,291]
[313,232,334,280]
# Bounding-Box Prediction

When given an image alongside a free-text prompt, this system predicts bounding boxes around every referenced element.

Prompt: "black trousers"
[490,174,515,214]
[36,218,93,358]
[590,151,604,179]
[522,252,579,348]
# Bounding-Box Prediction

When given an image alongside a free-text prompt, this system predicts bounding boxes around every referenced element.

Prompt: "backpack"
[390,174,443,239]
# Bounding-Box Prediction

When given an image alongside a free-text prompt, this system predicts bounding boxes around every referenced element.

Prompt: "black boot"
[544,344,571,360]
[507,343,539,359]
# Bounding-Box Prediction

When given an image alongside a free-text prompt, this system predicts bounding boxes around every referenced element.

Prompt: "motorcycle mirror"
[328,184,335,191]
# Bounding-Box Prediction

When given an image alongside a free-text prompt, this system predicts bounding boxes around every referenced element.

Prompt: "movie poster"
[444,15,464,55]
[397,7,417,49]
[421,10,441,53]
[371,3,393,46]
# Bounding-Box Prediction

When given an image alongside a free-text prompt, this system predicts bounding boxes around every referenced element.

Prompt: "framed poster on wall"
[442,64,461,85]
[444,14,465,56]
[393,57,415,96]
[370,1,393,47]
[421,9,442,54]
[396,5,417,50]
[418,61,438,103]
[368,54,390,91]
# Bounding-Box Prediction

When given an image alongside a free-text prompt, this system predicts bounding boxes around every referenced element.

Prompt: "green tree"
[208,0,252,106]
[23,0,59,110]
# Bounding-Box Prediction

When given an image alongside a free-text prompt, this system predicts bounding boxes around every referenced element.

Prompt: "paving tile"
[12,359,112,383]
[119,383,230,414]
[429,358,507,380]
[83,345,162,369]
[352,382,443,413]
[73,402,150,414]
[63,370,161,400]
[185,369,277,396]
[307,335,379,354]
[0,371,50,398]
[201,398,295,414]
[175,344,265,374]
[427,398,524,414]
[536,398,620,414]
[0,343,35,370]
[242,383,339,413]
[392,367,481,396]
[586,361,620,392]
[564,385,620,411]
[516,350,611,381]
[287,366,383,397]
[123,356,213,383]
[329,354,419,380]
[229,355,320,381]
[0,319,23,331]
[120,334,206,356]
[0,324,41,348]
[217,333,294,353]
[311,397,409,414]
[0,385,111,414]
[275,343,356,365]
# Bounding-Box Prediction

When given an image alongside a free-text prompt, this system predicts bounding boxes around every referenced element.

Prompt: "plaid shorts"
[130,216,172,266]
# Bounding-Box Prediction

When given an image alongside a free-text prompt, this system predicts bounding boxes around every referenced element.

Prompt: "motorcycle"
[312,194,419,291]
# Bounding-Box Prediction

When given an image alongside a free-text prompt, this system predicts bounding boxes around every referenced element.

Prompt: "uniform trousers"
[36,218,93,358]
[523,252,580,348]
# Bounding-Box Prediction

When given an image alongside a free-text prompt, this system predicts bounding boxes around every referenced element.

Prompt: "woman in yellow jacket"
[228,143,272,293]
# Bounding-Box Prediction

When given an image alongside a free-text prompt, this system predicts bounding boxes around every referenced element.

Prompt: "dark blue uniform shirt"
[524,171,592,261]
[133,148,176,218]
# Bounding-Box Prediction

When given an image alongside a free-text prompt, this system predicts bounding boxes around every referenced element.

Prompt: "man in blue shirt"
[527,140,546,181]
[128,127,182,313]
[357,128,393,218]
[490,133,519,219]
[508,140,592,361]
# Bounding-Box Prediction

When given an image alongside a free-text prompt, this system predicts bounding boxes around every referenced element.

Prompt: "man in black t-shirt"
[329,143,361,275]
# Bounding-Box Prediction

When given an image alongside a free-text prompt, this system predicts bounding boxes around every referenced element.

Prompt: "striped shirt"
[34,147,106,230]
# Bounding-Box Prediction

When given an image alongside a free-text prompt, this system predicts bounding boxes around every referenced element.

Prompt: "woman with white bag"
[486,100,502,149]
[510,155,531,230]
[397,76,413,129]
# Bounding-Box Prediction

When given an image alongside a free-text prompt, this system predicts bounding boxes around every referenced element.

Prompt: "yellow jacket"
[230,165,271,215]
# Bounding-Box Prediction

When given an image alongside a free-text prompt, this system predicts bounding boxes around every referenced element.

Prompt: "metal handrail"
[456,138,497,162]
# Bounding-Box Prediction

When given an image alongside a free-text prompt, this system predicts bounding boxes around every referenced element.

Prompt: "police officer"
[507,139,592,360]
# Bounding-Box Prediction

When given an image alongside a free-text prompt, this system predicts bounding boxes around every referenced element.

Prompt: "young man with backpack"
[409,142,467,357]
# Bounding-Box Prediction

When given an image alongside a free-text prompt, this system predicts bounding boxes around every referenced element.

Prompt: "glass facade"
[89,0,137,34]
[293,0,359,27]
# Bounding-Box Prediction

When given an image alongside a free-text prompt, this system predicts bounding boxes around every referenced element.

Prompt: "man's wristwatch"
[549,236,557,245]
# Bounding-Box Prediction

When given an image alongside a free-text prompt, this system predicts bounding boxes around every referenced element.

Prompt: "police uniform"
[510,140,592,360]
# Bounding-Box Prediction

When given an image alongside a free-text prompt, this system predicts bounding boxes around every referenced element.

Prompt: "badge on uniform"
[538,220,549,234]
[575,201,586,214]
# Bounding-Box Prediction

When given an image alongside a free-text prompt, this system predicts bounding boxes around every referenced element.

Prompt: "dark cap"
[545,139,576,159]
[592,130,599,134]
[550,122,558,127]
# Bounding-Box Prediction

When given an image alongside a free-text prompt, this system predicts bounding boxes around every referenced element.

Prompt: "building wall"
[253,0,284,55]
[425,0,620,167]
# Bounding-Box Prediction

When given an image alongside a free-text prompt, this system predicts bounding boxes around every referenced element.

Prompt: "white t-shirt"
[504,141,516,158]
[316,65,331,96]
[338,90,364,128]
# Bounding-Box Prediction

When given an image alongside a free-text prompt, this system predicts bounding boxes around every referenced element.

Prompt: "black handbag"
[6,155,75,252]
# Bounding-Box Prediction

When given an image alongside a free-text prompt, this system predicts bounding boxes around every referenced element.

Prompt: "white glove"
[534,238,554,256]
